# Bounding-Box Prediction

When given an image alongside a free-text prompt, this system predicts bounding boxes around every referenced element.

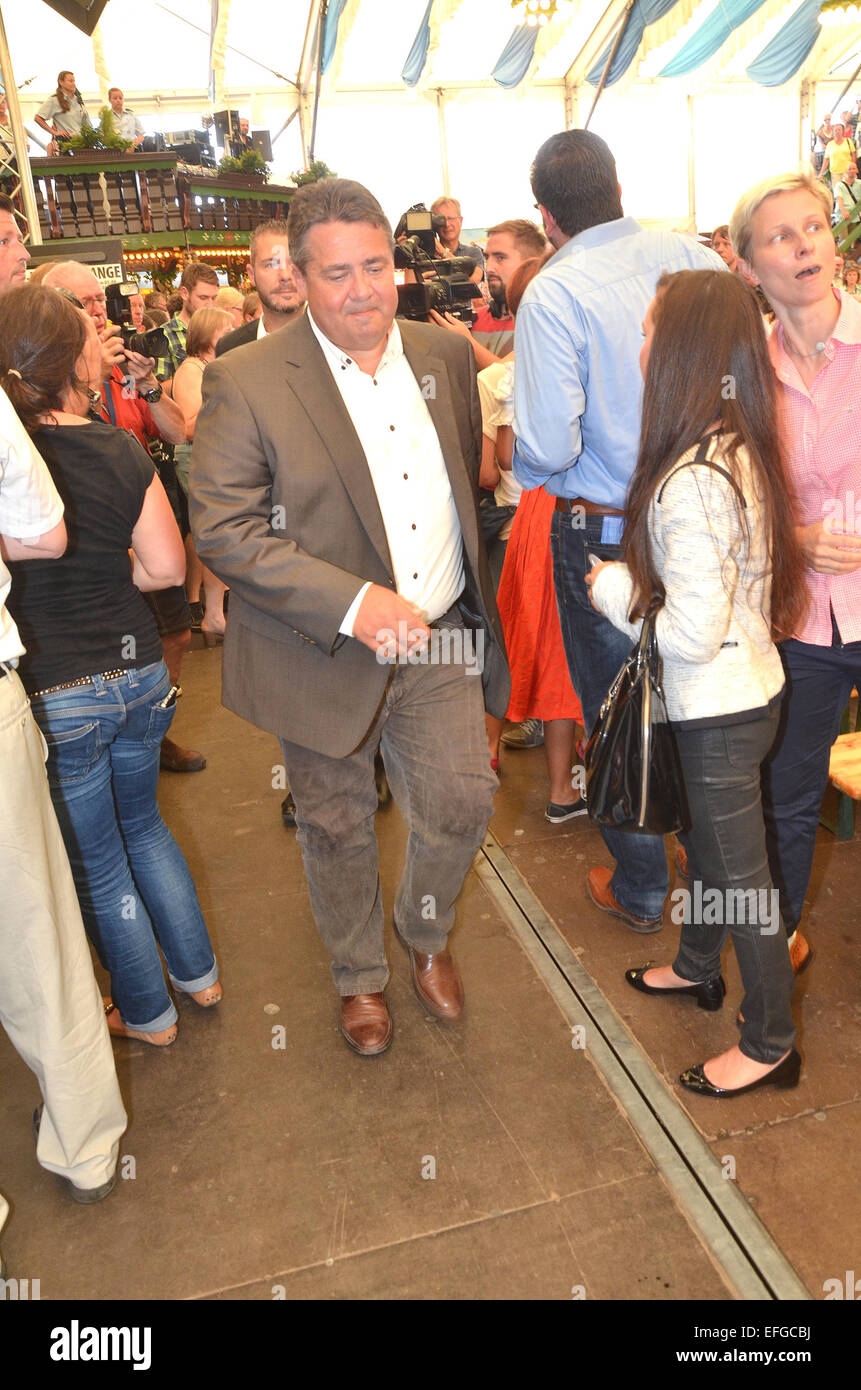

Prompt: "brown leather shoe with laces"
[339,993,392,1056]
[587,866,663,933]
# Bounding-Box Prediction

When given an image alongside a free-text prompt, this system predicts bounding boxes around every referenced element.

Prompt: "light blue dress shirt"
[512,217,726,509]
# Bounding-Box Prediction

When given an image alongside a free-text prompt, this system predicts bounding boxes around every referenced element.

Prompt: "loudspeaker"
[251,131,272,161]
[40,0,112,36]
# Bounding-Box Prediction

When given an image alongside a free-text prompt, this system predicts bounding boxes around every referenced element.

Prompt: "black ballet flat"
[625,965,726,1012]
[679,1047,801,1098]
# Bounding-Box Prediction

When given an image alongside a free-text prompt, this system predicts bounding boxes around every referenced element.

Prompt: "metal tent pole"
[0,1,43,243]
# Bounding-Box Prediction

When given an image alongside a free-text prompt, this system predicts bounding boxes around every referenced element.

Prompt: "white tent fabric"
[2,0,860,234]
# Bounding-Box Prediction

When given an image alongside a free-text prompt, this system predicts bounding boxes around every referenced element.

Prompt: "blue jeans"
[29,661,217,1033]
[762,626,861,933]
[551,510,668,921]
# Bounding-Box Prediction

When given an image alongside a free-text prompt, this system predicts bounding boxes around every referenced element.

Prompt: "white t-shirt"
[0,389,64,663]
[477,359,522,539]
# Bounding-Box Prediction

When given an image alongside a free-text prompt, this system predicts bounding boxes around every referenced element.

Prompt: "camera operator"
[430,197,485,283]
[429,219,547,372]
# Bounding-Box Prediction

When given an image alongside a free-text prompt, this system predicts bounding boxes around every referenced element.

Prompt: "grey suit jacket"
[190,313,510,756]
[214,319,259,357]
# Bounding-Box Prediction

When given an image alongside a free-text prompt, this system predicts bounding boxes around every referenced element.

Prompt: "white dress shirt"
[307,312,464,633]
[256,315,267,339]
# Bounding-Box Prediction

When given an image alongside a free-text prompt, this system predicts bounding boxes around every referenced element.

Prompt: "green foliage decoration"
[59,106,128,152]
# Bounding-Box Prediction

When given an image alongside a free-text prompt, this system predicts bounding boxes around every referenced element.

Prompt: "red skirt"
[496,487,583,725]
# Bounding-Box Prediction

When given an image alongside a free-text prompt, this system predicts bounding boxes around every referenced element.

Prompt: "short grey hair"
[431,196,461,217]
[286,180,393,274]
[729,172,833,265]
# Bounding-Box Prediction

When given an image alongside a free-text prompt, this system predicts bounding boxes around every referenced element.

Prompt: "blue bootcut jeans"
[550,508,669,921]
[29,660,218,1032]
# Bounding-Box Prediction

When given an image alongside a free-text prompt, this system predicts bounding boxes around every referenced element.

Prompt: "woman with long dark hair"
[35,71,90,155]
[4,285,222,1047]
[587,268,808,1097]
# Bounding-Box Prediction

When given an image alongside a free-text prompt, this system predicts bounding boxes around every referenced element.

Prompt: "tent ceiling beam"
[565,0,630,90]
[0,3,42,244]
[153,2,299,89]
[583,0,637,128]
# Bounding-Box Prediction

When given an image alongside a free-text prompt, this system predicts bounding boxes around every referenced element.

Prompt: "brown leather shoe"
[396,927,464,1020]
[160,737,206,773]
[587,866,663,933]
[789,930,814,975]
[339,993,392,1056]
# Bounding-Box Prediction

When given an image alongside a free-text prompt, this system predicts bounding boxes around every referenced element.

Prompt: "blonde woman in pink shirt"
[732,172,861,972]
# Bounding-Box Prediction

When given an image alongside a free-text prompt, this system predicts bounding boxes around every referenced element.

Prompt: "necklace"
[784,338,827,359]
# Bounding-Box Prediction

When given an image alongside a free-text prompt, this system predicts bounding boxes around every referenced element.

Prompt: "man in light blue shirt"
[514,129,724,930]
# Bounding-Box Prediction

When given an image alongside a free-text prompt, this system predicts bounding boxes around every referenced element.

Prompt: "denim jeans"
[762,628,861,934]
[673,708,795,1064]
[550,509,668,920]
[29,661,217,1033]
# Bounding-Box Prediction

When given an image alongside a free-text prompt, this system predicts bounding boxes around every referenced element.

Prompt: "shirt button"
[403,473,408,479]
[389,425,395,432]
[413,573,418,580]
[411,523,416,530]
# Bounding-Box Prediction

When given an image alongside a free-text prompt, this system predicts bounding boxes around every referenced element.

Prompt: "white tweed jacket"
[592,434,785,728]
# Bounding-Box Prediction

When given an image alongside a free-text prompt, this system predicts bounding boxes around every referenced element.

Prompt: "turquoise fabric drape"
[321,0,350,74]
[586,0,680,87]
[491,25,539,89]
[746,0,824,87]
[660,0,768,78]
[402,0,435,87]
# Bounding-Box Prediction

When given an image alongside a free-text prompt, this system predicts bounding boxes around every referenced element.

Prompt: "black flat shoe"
[679,1047,801,1097]
[625,965,725,1012]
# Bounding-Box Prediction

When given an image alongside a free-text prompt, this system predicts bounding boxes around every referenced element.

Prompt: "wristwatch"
[139,383,163,404]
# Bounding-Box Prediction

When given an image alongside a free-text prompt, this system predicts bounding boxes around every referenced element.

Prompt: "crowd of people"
[1,124,860,1272]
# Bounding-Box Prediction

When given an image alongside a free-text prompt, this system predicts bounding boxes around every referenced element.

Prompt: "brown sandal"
[103,998,178,1048]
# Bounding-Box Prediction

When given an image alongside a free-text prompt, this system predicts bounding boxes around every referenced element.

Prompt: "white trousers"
[0,666,126,1208]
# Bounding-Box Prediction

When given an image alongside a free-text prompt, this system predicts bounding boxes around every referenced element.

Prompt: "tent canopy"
[3,0,861,232]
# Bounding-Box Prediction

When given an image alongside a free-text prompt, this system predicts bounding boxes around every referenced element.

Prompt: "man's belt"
[555,496,625,517]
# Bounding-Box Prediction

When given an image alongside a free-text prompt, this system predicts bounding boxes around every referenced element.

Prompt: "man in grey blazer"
[191,179,509,1056]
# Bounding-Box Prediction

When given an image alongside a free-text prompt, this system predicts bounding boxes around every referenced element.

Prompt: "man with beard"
[216,220,305,355]
[432,219,547,369]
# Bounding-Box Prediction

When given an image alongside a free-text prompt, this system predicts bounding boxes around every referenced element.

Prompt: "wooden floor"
[1,643,858,1302]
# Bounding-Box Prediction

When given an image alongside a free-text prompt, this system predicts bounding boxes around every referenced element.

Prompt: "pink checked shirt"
[769,288,861,645]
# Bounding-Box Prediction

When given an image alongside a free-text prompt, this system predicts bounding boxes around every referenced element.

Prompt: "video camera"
[393,204,481,326]
[106,282,170,364]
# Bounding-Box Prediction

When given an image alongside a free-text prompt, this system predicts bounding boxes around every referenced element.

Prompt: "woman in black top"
[4,285,221,1046]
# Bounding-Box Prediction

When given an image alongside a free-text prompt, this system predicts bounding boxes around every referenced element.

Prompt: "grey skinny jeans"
[672,704,796,1064]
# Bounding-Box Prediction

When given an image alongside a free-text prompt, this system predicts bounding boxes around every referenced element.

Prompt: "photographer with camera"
[42,263,185,448]
[41,261,205,775]
[433,218,549,371]
[430,197,485,283]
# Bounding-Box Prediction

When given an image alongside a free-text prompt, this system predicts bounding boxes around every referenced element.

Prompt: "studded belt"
[29,668,128,699]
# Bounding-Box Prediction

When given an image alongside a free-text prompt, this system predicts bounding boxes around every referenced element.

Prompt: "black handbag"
[584,603,688,835]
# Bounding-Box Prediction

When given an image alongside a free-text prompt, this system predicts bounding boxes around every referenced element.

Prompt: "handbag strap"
[656,435,747,509]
